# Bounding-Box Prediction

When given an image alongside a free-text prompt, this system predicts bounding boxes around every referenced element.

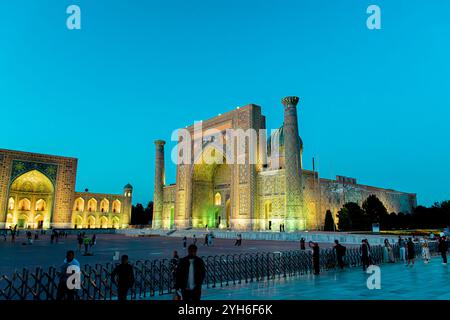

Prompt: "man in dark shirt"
[438,236,448,265]
[333,240,346,269]
[308,241,320,275]
[111,255,135,301]
[175,244,206,301]
[361,240,370,271]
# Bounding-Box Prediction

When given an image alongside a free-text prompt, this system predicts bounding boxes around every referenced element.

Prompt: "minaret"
[123,183,133,227]
[153,140,165,229]
[281,96,304,230]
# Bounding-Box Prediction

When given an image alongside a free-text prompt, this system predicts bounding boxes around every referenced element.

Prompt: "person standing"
[333,240,346,269]
[421,239,431,264]
[407,238,415,266]
[384,239,395,263]
[300,238,306,250]
[361,240,370,271]
[183,236,187,249]
[77,233,83,252]
[309,241,320,275]
[175,244,206,301]
[56,250,80,300]
[398,237,406,262]
[90,234,97,254]
[203,234,209,246]
[111,255,135,301]
[83,235,90,255]
[192,235,197,245]
[438,236,448,265]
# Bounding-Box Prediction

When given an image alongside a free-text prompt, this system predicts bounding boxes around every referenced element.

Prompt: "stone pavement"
[148,256,450,300]
[0,233,342,275]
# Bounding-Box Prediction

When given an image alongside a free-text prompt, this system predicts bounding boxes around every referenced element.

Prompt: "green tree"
[337,207,351,231]
[323,210,335,231]
[362,195,388,226]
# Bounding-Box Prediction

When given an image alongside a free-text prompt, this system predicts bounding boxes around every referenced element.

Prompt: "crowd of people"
[4,226,450,302]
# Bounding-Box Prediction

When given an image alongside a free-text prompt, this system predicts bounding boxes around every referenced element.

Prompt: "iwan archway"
[191,144,231,229]
[6,170,55,229]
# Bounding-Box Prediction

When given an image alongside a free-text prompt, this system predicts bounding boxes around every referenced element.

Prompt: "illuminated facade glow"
[0,149,132,229]
[153,96,417,231]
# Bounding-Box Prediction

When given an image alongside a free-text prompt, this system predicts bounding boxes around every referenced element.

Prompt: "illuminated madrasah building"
[153,96,417,231]
[0,149,132,229]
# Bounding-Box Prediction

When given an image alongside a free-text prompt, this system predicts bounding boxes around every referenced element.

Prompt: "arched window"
[112,217,120,229]
[87,216,96,228]
[100,199,109,213]
[87,198,97,212]
[100,216,109,228]
[74,198,85,212]
[8,197,14,210]
[214,193,222,206]
[18,198,31,211]
[35,199,46,211]
[112,200,121,213]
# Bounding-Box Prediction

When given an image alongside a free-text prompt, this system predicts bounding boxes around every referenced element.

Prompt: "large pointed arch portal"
[6,170,55,229]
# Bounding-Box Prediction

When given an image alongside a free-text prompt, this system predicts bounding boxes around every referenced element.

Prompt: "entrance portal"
[7,170,54,229]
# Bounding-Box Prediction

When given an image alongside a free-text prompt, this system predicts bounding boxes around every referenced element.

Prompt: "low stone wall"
[119,228,400,245]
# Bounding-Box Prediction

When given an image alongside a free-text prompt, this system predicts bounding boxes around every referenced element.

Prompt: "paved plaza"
[149,256,450,300]
[0,233,340,275]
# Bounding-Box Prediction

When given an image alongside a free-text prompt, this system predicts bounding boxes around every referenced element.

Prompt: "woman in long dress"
[422,238,431,264]
[407,238,415,266]
[384,239,395,263]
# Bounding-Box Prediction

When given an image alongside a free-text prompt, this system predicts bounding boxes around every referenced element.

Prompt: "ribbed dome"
[267,124,302,156]
[124,183,133,189]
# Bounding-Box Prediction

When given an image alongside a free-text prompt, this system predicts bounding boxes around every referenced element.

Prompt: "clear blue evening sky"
[0,0,449,207]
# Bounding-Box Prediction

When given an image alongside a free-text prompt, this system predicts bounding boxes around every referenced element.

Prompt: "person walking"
[83,235,90,255]
[204,234,209,246]
[438,236,448,265]
[56,250,80,300]
[333,240,346,269]
[407,238,415,266]
[111,255,135,301]
[300,238,306,250]
[309,241,320,275]
[183,236,187,249]
[234,234,242,246]
[361,239,370,271]
[175,244,206,301]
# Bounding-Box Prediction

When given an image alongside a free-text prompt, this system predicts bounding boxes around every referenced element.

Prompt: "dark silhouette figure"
[333,240,346,269]
[300,238,306,250]
[175,245,206,301]
[111,255,135,301]
[183,236,187,249]
[407,238,415,266]
[438,236,448,265]
[309,241,320,275]
[361,240,370,271]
